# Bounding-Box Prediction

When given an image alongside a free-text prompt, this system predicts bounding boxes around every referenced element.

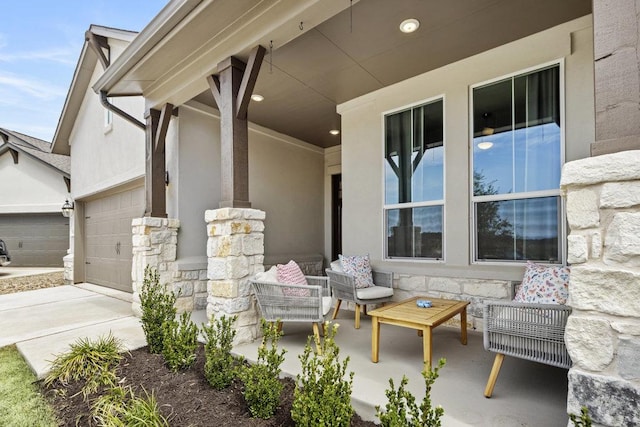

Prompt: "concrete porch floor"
[233,311,569,426]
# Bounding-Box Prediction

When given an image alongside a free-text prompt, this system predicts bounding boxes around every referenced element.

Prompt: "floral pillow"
[513,261,570,305]
[339,254,374,289]
[277,260,310,297]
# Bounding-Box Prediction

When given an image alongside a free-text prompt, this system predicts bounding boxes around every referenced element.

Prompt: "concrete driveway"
[0,283,146,379]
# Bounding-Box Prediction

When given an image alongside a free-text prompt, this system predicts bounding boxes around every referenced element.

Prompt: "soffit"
[107,0,592,148]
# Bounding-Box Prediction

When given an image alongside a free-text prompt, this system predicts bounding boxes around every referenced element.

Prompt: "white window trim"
[469,59,566,265]
[381,94,446,262]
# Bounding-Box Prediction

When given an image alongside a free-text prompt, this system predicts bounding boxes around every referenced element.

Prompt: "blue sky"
[0,0,168,142]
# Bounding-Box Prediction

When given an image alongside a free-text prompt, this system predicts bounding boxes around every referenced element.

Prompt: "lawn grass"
[0,345,58,426]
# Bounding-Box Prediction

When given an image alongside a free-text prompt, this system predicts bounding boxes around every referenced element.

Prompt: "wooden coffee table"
[369,297,469,370]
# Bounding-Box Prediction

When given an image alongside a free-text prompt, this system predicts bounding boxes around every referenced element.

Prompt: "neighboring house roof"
[51,25,138,155]
[0,128,70,177]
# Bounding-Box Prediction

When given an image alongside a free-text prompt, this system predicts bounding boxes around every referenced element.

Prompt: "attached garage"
[0,214,69,266]
[84,186,144,292]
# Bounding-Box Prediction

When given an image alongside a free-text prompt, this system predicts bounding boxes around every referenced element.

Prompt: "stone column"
[561,151,640,426]
[131,217,180,316]
[205,208,264,344]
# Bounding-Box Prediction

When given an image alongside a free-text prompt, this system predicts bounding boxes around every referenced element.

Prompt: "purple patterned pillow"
[513,261,570,304]
[339,254,374,289]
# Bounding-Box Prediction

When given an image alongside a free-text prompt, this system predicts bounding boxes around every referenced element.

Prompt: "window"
[384,98,444,259]
[472,64,562,263]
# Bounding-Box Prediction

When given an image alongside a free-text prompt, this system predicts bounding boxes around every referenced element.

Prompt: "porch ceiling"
[103,0,591,148]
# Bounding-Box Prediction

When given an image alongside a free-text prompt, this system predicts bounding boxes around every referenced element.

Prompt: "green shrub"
[203,314,242,389]
[570,407,593,427]
[139,265,177,354]
[291,322,354,427]
[376,358,446,427]
[44,334,125,400]
[239,320,286,419]
[91,385,168,426]
[161,311,199,372]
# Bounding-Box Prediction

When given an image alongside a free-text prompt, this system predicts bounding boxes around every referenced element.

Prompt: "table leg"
[371,316,380,363]
[312,323,322,354]
[422,327,432,370]
[460,307,468,345]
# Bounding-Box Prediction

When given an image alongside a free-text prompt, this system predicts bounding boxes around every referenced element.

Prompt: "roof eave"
[51,25,142,156]
[92,0,205,96]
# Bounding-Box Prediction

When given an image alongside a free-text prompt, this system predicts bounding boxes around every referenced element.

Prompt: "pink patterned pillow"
[339,254,374,289]
[277,260,310,297]
[513,261,570,304]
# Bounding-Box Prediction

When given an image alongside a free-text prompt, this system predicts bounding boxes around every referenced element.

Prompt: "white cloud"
[0,72,66,100]
[0,47,76,66]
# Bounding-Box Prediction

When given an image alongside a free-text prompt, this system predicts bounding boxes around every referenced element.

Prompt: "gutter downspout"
[100,91,145,130]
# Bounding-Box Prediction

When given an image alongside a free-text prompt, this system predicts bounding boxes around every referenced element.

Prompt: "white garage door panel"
[0,214,68,267]
[84,186,144,293]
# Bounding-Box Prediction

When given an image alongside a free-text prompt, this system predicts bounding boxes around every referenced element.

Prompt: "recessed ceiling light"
[329,129,340,136]
[399,18,420,33]
[251,94,264,102]
[477,141,494,150]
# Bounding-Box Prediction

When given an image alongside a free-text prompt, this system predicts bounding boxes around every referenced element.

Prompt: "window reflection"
[472,64,562,263]
[475,196,560,262]
[384,98,444,260]
[387,206,443,259]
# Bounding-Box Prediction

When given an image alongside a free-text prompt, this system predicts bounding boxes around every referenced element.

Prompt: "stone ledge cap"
[561,150,640,188]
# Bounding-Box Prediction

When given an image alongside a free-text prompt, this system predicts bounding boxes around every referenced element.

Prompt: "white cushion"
[255,265,278,282]
[356,285,394,300]
[322,296,333,316]
[330,260,343,272]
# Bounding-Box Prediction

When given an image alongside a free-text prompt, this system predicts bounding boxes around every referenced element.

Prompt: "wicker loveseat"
[250,275,331,352]
[483,300,572,397]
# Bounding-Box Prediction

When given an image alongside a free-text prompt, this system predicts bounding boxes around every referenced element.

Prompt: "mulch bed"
[0,271,64,295]
[43,344,378,426]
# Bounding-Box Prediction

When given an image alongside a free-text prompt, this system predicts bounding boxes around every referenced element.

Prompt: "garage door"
[0,214,69,267]
[84,186,144,292]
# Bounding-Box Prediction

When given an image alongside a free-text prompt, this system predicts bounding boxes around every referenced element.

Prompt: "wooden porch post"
[144,103,173,218]
[208,45,265,208]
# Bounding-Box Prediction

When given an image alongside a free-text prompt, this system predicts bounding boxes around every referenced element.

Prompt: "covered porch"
[233,313,568,426]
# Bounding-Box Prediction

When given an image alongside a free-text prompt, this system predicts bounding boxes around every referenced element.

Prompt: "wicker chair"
[251,276,332,353]
[483,301,572,397]
[325,268,394,329]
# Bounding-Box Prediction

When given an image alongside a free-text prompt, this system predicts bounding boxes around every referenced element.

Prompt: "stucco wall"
[168,102,325,263]
[0,152,68,213]
[336,15,594,281]
[69,38,145,201]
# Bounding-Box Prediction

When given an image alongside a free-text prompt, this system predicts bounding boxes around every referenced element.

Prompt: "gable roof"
[0,128,70,177]
[51,25,138,155]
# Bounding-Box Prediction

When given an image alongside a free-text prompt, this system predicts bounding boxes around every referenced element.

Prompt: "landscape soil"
[3,272,377,426]
[0,271,64,295]
[44,345,378,426]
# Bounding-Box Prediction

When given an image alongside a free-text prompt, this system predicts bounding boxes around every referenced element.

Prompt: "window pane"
[386,206,443,259]
[385,110,412,204]
[473,78,513,195]
[475,196,560,262]
[385,100,443,204]
[412,101,444,202]
[513,67,561,192]
[473,65,561,195]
